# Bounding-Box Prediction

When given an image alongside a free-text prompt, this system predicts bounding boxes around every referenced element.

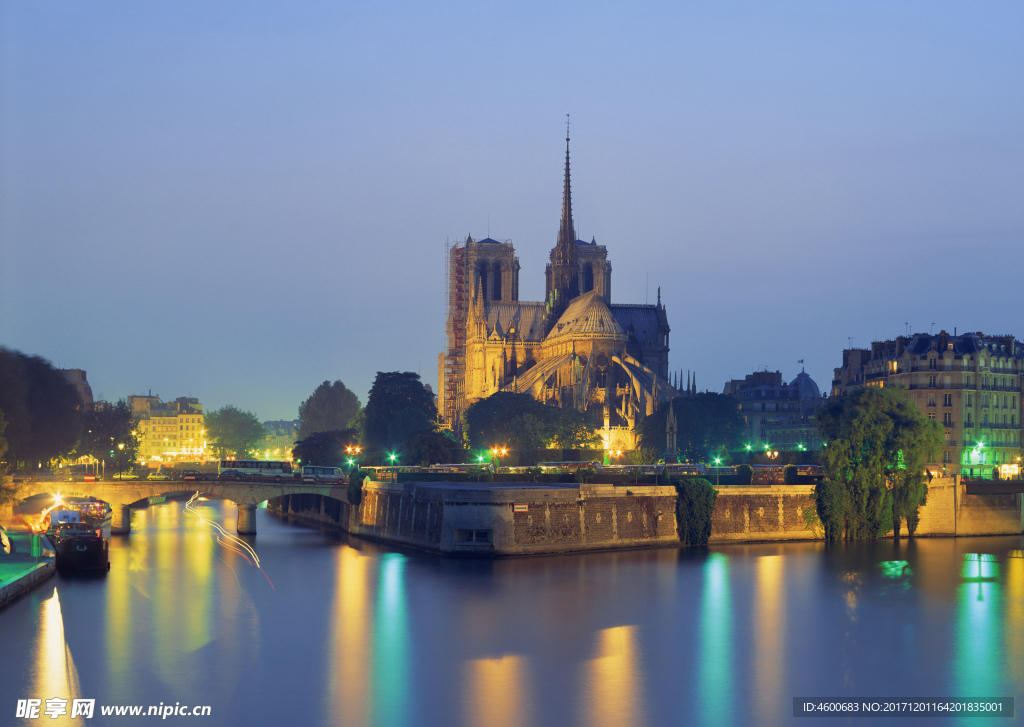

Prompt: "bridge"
[4,479,351,535]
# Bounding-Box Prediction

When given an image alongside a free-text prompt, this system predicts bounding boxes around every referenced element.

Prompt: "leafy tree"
[78,400,138,469]
[0,348,83,468]
[626,447,660,466]
[0,409,17,505]
[363,372,437,450]
[675,477,718,546]
[403,430,458,466]
[206,405,266,458]
[297,381,361,440]
[292,428,358,467]
[816,385,942,540]
[549,407,600,449]
[637,393,743,462]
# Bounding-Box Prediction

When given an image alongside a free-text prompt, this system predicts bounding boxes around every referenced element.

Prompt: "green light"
[745,444,751,451]
[477,455,485,462]
[714,457,721,465]
[388,453,397,462]
[347,458,354,466]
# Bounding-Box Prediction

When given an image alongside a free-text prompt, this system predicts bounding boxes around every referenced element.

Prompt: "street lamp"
[491,446,507,469]
[714,456,721,488]
[345,445,362,474]
[117,443,125,480]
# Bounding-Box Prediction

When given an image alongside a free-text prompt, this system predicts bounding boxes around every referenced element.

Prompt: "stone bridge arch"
[3,480,350,535]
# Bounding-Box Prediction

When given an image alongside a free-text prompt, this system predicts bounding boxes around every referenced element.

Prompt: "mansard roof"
[545,290,626,342]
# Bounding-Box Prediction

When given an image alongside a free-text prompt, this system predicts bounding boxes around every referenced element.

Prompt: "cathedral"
[439,131,676,449]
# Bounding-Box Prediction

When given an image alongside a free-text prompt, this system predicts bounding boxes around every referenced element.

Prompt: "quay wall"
[266,476,1022,556]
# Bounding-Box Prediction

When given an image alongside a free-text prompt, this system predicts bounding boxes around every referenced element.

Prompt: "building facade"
[831,331,1023,479]
[129,395,206,463]
[440,133,674,449]
[723,369,826,452]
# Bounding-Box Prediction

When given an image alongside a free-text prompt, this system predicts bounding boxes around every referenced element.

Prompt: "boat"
[53,522,109,572]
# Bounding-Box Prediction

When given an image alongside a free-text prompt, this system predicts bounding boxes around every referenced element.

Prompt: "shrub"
[347,469,369,506]
[674,477,718,546]
[734,464,753,487]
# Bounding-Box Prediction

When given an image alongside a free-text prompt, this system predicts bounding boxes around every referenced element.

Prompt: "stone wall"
[265,476,1022,555]
[709,485,819,543]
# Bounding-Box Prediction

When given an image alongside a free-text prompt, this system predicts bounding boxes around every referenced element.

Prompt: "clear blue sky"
[2,1,1022,420]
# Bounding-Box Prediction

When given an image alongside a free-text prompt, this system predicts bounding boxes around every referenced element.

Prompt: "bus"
[300,466,345,484]
[218,459,294,482]
[537,461,603,473]
[425,463,495,474]
[603,464,664,475]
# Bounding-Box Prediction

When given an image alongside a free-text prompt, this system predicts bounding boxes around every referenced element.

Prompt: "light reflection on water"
[0,500,1020,727]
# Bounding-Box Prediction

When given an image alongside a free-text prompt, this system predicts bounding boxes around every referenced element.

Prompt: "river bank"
[0,530,56,610]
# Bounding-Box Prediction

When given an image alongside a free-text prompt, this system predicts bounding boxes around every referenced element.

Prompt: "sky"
[2,1,1022,422]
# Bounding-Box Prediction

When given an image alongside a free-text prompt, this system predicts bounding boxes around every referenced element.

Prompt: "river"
[1,498,1021,726]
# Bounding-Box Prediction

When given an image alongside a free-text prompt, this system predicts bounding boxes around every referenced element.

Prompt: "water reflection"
[956,553,1001,726]
[699,552,733,726]
[30,588,83,726]
[328,545,371,724]
[464,655,530,727]
[372,553,409,727]
[754,556,784,724]
[581,626,646,727]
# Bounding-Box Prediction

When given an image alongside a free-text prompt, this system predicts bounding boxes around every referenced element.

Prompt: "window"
[942,450,951,463]
[943,412,953,425]
[943,394,952,406]
[928,412,936,420]
[929,376,937,388]
[927,395,936,407]
[929,357,937,370]
[966,393,973,407]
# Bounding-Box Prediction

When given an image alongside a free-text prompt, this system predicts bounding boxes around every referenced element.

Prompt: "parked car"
[178,470,209,481]
[147,471,173,482]
[111,472,139,481]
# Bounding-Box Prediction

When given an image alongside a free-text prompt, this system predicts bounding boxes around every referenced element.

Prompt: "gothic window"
[493,264,502,301]
[582,264,594,293]
[478,262,489,301]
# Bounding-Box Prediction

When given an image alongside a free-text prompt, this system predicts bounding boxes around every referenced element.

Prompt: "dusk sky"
[2,1,1022,422]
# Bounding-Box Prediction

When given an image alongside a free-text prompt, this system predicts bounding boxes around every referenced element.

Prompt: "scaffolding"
[442,240,467,431]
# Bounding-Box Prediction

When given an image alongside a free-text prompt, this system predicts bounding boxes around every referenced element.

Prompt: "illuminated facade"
[439,132,674,447]
[832,331,1023,478]
[129,395,206,462]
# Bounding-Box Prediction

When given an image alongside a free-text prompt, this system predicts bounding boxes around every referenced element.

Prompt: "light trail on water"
[184,493,274,589]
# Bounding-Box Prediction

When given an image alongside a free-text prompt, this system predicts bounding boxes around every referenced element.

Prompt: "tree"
[363,372,437,450]
[816,385,942,540]
[297,381,361,440]
[0,348,83,468]
[77,400,139,470]
[463,392,553,450]
[0,408,17,505]
[675,477,718,546]
[292,429,358,467]
[637,393,743,462]
[403,430,458,466]
[206,405,266,458]
[549,408,600,449]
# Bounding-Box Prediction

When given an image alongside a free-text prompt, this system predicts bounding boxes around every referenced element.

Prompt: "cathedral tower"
[544,124,580,334]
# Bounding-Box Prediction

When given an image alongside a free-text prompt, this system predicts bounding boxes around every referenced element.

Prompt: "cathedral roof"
[484,302,547,341]
[609,304,668,346]
[545,290,626,342]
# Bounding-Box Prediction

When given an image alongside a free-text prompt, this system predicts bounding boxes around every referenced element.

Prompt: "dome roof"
[790,371,820,399]
[546,290,625,341]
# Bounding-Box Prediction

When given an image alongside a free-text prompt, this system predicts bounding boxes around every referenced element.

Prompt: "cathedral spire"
[558,115,576,248]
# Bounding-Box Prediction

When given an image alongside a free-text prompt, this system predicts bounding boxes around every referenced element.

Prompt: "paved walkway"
[0,531,56,610]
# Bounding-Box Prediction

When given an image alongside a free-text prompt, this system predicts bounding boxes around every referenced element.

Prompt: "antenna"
[930,322,935,334]
[848,336,854,349]
[646,273,649,304]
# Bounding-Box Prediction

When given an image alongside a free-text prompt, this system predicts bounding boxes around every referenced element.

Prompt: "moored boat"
[53,522,109,572]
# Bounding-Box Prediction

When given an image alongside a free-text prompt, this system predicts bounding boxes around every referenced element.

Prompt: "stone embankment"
[0,532,56,610]
[270,475,1022,556]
